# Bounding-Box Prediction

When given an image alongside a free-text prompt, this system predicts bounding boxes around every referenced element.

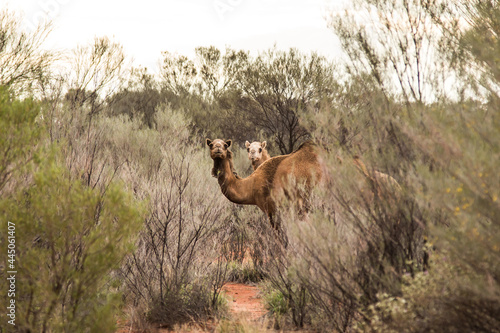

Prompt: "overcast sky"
[1,0,345,71]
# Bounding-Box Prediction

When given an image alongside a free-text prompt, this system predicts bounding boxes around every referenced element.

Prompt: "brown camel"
[206,138,324,228]
[245,140,271,171]
[352,156,402,202]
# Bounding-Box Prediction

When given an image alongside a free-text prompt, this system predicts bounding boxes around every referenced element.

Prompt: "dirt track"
[222,282,267,321]
[116,282,267,332]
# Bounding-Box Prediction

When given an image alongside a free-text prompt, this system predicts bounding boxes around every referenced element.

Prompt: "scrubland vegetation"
[1,0,499,332]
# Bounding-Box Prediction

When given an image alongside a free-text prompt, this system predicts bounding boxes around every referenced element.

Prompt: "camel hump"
[258,140,319,169]
[263,140,323,190]
[295,140,316,151]
[288,140,321,165]
[249,140,322,187]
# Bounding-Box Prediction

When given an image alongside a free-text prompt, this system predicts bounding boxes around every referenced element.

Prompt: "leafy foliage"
[0,87,42,193]
[0,90,143,333]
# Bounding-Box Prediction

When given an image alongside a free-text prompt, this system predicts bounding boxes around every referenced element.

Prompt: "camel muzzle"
[213,150,224,157]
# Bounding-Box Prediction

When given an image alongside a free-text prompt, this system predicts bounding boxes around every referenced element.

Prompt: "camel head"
[207,138,232,160]
[245,141,267,163]
[207,138,234,178]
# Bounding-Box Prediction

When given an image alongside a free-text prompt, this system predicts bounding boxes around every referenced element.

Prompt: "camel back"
[256,140,321,194]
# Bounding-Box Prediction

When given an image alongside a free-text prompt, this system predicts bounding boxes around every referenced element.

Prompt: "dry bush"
[65,36,129,115]
[250,143,427,332]
[280,2,500,332]
[247,205,314,329]
[363,99,500,333]
[301,154,426,330]
[119,145,228,326]
[95,105,234,328]
[42,96,237,328]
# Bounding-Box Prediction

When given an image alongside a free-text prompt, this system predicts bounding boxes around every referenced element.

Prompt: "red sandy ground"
[222,282,268,321]
[116,282,267,332]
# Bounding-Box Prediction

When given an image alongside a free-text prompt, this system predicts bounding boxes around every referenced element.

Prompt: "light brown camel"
[206,138,324,228]
[352,156,402,202]
[245,140,271,171]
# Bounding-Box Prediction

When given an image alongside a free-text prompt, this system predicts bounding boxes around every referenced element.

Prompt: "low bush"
[0,89,144,333]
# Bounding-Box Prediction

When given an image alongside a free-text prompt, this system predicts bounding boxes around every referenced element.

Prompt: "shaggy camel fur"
[207,138,323,228]
[245,140,271,171]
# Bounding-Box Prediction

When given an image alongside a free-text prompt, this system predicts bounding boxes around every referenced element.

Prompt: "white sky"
[1,0,345,72]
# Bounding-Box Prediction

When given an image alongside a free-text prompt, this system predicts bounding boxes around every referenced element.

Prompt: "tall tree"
[67,36,128,115]
[0,9,53,95]
[428,0,500,100]
[159,51,198,96]
[107,67,163,127]
[330,0,444,106]
[195,46,248,100]
[236,48,334,154]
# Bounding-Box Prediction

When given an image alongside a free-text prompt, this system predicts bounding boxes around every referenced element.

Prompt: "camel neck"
[261,150,270,163]
[215,158,255,205]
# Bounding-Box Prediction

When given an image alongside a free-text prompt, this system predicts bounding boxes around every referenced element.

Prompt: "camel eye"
[209,144,214,149]
[259,148,262,153]
[247,148,250,152]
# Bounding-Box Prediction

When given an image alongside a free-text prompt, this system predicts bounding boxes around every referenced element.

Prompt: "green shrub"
[359,252,500,333]
[264,290,288,316]
[225,261,263,283]
[0,90,144,332]
[0,87,42,194]
[2,163,143,332]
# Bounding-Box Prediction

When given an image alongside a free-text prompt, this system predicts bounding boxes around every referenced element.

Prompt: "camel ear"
[261,141,267,149]
[225,140,232,148]
[245,141,250,148]
[206,139,212,147]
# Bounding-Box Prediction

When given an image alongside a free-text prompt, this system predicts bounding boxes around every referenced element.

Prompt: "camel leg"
[268,213,279,230]
[268,213,288,248]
